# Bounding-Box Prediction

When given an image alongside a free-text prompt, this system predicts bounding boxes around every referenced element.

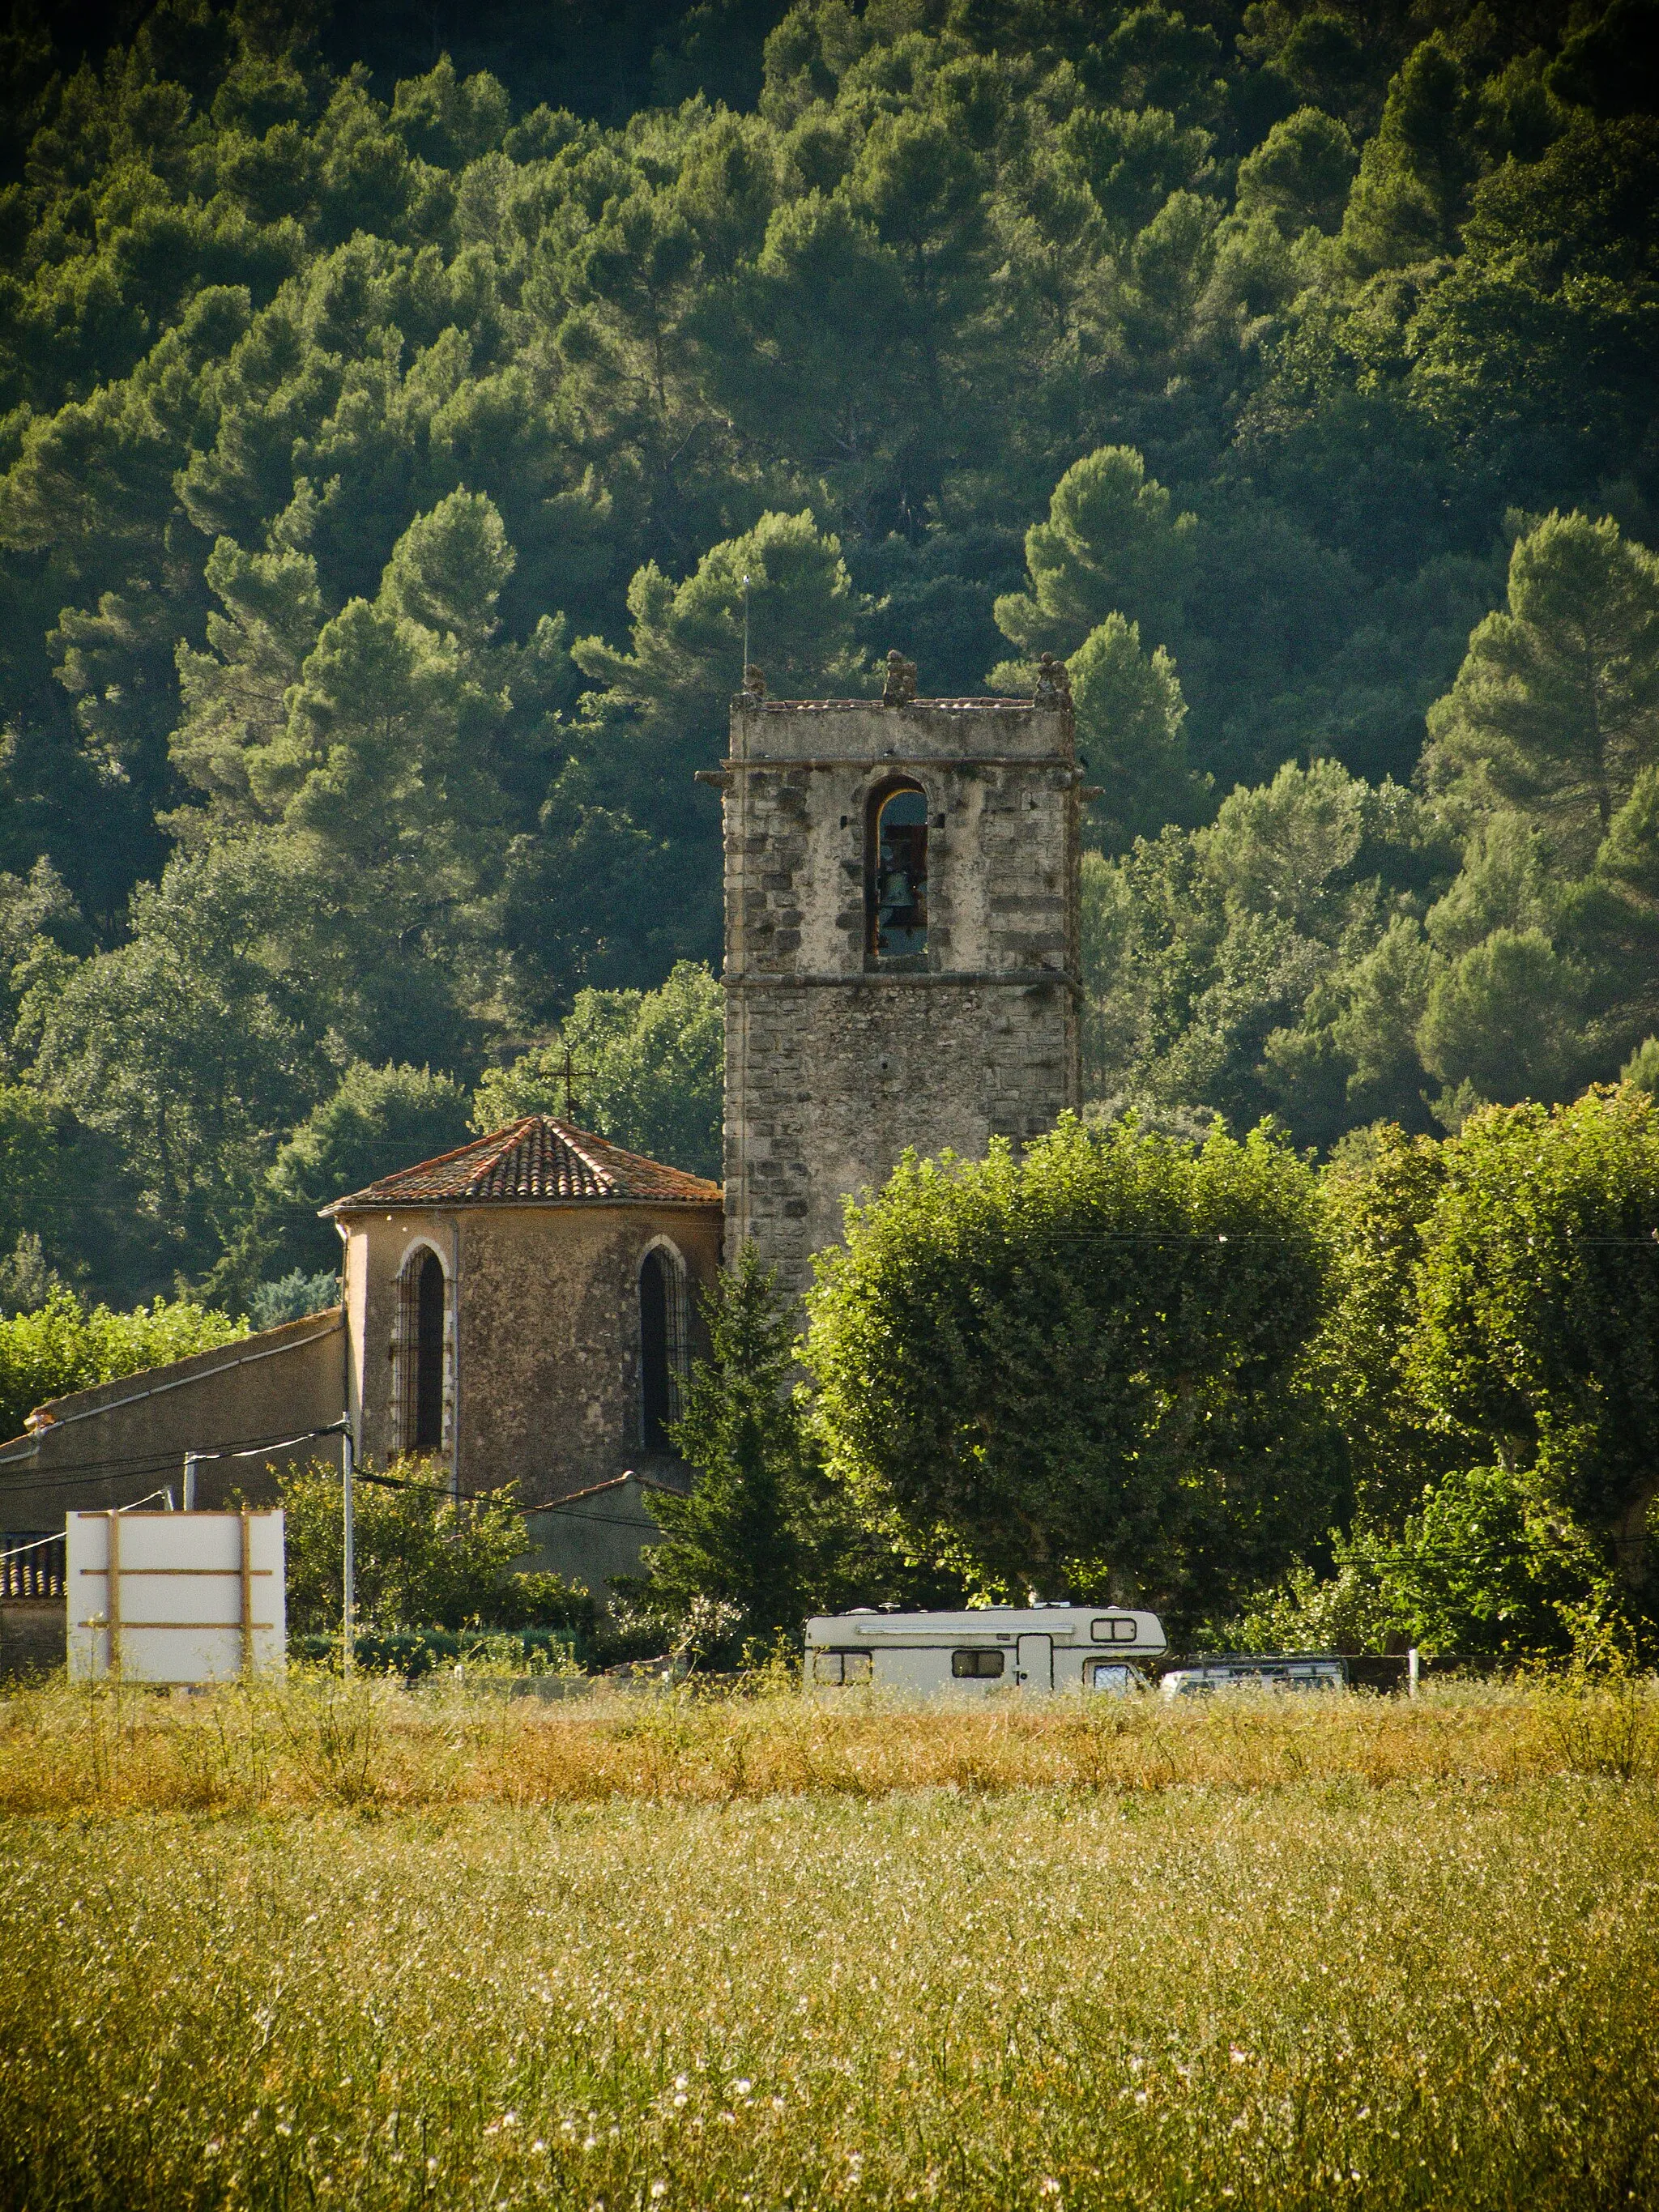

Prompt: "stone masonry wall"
[341,1202,722,1505]
[720,693,1082,1289]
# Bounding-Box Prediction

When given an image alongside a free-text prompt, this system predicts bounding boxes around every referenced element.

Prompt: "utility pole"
[182,1451,200,1511]
[342,1420,356,1671]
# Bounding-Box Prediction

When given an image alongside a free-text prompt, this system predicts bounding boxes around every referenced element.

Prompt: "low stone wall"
[519,1471,688,1594]
[1,1598,66,1678]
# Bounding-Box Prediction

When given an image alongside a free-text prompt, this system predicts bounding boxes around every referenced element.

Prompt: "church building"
[0,658,1081,1639]
[324,1115,722,1502]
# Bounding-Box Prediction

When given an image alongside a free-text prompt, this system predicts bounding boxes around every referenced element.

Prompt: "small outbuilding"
[323,1115,723,1507]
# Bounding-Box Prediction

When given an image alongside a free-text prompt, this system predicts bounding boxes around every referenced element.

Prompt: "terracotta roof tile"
[322,1116,723,1213]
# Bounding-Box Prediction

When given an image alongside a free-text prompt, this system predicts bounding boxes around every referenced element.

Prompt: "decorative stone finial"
[737,663,767,703]
[1034,651,1073,710]
[882,648,919,707]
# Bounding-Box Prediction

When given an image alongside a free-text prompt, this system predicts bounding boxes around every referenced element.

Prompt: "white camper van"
[804,1605,1167,1699]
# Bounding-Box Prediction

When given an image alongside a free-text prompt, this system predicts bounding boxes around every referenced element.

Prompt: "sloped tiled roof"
[535,1469,690,1509]
[322,1115,723,1214]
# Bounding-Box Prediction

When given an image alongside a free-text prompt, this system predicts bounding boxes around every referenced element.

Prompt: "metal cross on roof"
[556,1043,597,1121]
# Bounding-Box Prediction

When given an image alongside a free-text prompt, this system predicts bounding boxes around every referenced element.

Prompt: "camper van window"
[1092,1617,1138,1643]
[951,1649,1005,1679]
[812,1650,872,1685]
[1085,1661,1137,1694]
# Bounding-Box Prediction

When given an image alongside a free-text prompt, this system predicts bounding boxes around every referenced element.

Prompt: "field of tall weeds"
[1,1670,1656,1812]
[2,1681,1657,2210]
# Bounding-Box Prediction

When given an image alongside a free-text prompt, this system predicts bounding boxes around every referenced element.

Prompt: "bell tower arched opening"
[866,779,929,962]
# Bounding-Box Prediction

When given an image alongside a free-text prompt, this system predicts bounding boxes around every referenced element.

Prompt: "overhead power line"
[0,1423,347,1495]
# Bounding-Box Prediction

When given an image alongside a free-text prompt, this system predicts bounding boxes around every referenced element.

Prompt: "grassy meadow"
[2,1680,1658,2210]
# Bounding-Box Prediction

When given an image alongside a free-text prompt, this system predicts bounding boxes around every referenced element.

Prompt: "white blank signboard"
[67,1511,286,1683]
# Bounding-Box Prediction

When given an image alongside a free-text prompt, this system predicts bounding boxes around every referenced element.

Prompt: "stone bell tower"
[711,651,1085,1291]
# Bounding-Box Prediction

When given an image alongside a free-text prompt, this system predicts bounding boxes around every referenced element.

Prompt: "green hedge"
[290,1626,585,1678]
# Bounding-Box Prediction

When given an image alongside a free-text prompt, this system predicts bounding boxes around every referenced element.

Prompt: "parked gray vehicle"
[1159,1654,1348,1697]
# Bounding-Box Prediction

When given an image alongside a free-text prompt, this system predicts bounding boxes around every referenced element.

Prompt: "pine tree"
[1425,511,1659,865]
[639,1242,808,1656]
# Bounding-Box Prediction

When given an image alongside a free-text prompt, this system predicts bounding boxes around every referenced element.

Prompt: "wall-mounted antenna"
[742,572,750,677]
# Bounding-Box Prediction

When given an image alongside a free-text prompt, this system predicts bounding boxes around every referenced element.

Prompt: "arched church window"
[639,1243,689,1452]
[867,782,928,961]
[398,1248,448,1455]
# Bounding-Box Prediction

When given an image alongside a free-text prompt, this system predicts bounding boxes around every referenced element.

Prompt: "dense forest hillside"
[1,0,1657,1311]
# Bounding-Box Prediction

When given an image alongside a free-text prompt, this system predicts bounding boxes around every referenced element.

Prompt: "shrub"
[0,1288,245,1439]
[279,1457,594,1637]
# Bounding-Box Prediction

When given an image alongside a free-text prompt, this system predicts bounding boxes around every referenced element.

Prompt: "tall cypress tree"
[640,1242,807,1654]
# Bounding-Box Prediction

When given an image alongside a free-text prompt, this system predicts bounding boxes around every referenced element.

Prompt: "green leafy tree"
[556,510,869,971]
[0,1084,68,1259]
[710,191,910,519]
[992,445,1196,666]
[1085,761,1452,1144]
[1404,1086,1659,1585]
[1067,613,1209,851]
[1417,927,1589,1115]
[1323,918,1443,1130]
[19,835,324,1268]
[843,107,992,495]
[1317,1088,1659,1616]
[1424,812,1561,958]
[261,582,493,863]
[1408,114,1659,511]
[217,1060,475,1298]
[1377,1463,1605,1659]
[1228,1536,1400,1659]
[53,573,197,855]
[376,486,517,650]
[1228,1472,1606,1660]
[805,1115,1342,1625]
[1313,1126,1460,1529]
[572,508,868,769]
[168,492,536,1073]
[0,1289,245,1440]
[1567,766,1659,1055]
[1425,511,1659,866]
[1235,106,1357,237]
[475,961,723,1179]
[2,0,1659,1294]
[631,1245,961,1657]
[171,536,326,827]
[248,1268,340,1331]
[993,447,1405,795]
[0,1235,71,1322]
[1547,0,1659,118]
[1339,35,1478,274]
[279,1459,542,1634]
[387,57,510,168]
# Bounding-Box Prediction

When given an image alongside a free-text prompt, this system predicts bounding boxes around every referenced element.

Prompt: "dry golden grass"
[0,1670,1654,1813]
